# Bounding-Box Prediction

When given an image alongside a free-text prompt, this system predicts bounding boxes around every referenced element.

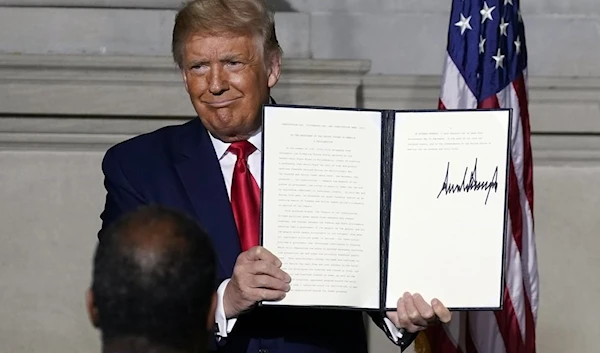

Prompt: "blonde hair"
[171,0,282,68]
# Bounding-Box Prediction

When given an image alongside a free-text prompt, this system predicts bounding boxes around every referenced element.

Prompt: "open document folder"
[259,104,511,312]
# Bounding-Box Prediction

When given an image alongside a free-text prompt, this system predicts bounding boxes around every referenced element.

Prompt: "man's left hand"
[386,292,452,333]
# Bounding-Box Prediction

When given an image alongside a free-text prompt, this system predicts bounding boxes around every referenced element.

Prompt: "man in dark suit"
[87,205,217,353]
[98,0,452,352]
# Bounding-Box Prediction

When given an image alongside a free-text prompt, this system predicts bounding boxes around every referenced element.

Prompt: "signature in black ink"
[436,158,499,205]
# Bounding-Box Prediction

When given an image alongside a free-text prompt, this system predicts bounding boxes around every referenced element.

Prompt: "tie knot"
[228,140,256,160]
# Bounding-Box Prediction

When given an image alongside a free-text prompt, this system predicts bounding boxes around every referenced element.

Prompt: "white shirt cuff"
[215,278,238,338]
[383,317,403,343]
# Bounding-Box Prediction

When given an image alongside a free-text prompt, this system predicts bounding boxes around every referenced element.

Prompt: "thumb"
[432,299,452,323]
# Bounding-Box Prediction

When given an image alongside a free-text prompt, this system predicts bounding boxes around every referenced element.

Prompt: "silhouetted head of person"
[87,205,217,353]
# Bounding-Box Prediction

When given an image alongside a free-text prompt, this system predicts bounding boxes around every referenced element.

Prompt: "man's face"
[181,32,281,142]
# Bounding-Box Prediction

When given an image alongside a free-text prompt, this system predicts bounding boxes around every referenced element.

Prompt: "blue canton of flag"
[448,0,528,103]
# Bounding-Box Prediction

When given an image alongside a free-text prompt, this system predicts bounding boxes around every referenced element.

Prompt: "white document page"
[385,110,510,309]
[261,106,382,309]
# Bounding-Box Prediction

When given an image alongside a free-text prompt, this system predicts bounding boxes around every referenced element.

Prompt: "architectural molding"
[0,114,188,151]
[361,74,600,166]
[0,8,311,58]
[0,0,298,10]
[361,74,600,134]
[531,134,600,166]
[0,53,369,86]
[0,54,370,117]
[3,115,599,165]
[2,53,600,165]
[0,0,199,9]
[0,53,369,150]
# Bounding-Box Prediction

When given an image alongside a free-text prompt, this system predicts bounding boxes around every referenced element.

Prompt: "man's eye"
[228,61,241,66]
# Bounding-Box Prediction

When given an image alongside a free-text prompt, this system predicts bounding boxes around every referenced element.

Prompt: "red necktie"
[228,141,261,252]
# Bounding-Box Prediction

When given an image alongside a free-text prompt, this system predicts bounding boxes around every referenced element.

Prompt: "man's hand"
[223,246,291,318]
[387,292,452,333]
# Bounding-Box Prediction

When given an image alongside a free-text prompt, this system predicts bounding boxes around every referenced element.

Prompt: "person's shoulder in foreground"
[87,204,217,353]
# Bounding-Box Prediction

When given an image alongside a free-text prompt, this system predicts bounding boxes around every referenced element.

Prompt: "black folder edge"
[258,103,513,313]
[379,109,395,313]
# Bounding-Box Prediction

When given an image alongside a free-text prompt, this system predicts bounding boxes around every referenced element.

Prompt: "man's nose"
[208,66,229,95]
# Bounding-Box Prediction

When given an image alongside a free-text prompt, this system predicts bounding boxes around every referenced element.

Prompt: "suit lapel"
[173,119,241,277]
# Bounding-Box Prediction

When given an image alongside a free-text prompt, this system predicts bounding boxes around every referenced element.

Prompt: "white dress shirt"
[208,129,405,344]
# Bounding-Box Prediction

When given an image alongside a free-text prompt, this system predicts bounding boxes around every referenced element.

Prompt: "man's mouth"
[205,98,239,108]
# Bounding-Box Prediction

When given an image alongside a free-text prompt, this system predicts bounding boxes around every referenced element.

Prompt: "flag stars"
[514,36,522,54]
[455,13,472,35]
[499,18,509,36]
[479,35,486,54]
[517,10,523,22]
[492,48,505,69]
[504,0,513,5]
[480,2,496,23]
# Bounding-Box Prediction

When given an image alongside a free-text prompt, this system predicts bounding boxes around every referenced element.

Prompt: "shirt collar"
[209,128,262,160]
[207,98,271,160]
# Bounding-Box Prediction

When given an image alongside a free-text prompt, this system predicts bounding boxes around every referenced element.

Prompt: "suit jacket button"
[258,350,269,353]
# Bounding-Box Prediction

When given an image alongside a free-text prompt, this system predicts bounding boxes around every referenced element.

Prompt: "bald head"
[89,205,216,353]
[116,211,193,278]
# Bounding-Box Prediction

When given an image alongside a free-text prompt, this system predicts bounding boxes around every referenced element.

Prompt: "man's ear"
[266,50,282,89]
[206,292,217,331]
[86,288,100,328]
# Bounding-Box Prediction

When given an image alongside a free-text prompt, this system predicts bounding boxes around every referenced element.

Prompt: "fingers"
[396,293,423,333]
[249,288,287,302]
[413,293,435,322]
[250,259,291,283]
[243,246,282,267]
[251,274,291,292]
[394,293,451,333]
[233,247,291,297]
[432,298,452,323]
[405,293,429,327]
[226,248,291,317]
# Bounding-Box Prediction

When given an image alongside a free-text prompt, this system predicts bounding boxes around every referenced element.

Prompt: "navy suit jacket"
[98,117,416,353]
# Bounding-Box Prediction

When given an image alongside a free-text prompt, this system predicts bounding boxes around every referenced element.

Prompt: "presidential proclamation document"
[260,104,510,310]
[261,105,382,309]
[385,110,510,309]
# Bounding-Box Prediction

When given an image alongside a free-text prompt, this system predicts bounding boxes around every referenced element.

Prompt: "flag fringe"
[414,331,431,353]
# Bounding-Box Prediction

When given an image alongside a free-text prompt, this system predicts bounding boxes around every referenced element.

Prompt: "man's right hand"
[223,246,291,319]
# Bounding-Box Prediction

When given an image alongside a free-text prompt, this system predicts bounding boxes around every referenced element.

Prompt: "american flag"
[415,0,539,352]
